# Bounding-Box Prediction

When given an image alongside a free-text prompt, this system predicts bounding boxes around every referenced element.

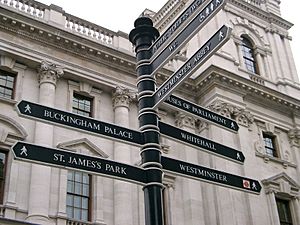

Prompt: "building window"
[0,70,16,99]
[276,198,293,225]
[0,151,7,204]
[241,36,258,74]
[67,171,91,221]
[72,93,93,117]
[263,132,278,157]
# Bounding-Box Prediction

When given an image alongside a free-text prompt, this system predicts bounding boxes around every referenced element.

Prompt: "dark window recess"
[263,133,278,157]
[0,151,7,204]
[276,198,293,225]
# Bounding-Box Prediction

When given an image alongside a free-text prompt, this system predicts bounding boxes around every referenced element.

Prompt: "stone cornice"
[0,7,137,76]
[193,66,300,115]
[226,0,293,34]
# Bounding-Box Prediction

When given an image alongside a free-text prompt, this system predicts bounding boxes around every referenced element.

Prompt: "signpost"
[159,122,245,163]
[149,0,226,76]
[16,100,143,146]
[11,1,263,224]
[152,25,231,109]
[150,0,209,55]
[161,156,261,194]
[165,95,239,132]
[12,141,146,185]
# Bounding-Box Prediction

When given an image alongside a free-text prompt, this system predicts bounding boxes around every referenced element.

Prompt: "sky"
[37,0,299,76]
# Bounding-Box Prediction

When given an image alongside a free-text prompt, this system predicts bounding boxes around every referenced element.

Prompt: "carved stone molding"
[262,172,300,197]
[112,86,135,109]
[57,138,108,158]
[288,128,300,147]
[208,100,254,127]
[175,112,196,130]
[0,55,15,69]
[37,60,64,86]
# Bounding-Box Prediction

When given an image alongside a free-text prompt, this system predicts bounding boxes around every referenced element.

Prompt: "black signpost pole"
[129,18,163,225]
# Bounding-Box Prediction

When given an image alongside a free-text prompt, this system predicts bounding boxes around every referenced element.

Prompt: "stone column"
[254,49,266,77]
[112,86,134,225]
[292,197,300,224]
[175,112,205,225]
[27,61,63,224]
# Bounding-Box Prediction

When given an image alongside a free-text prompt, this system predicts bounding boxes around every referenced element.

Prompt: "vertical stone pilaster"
[27,61,63,224]
[175,112,205,225]
[112,86,134,225]
[292,197,300,224]
[288,128,300,175]
[266,191,281,225]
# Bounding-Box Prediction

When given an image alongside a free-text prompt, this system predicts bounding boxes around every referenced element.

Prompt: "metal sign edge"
[159,122,244,164]
[164,95,239,132]
[11,141,146,186]
[161,156,261,194]
[152,25,232,109]
[15,101,143,147]
[149,0,227,76]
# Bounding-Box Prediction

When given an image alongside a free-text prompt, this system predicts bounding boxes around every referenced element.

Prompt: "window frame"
[66,171,92,222]
[72,92,94,117]
[241,36,259,74]
[276,198,293,225]
[0,69,17,100]
[263,132,278,158]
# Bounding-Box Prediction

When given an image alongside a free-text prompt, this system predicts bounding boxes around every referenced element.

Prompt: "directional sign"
[150,0,226,76]
[150,0,209,56]
[16,100,143,146]
[164,95,239,132]
[152,25,232,109]
[159,122,244,163]
[12,141,146,185]
[161,156,261,194]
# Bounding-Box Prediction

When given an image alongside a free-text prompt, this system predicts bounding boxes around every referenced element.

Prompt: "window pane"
[75,172,82,182]
[74,208,81,220]
[75,182,82,195]
[81,209,88,221]
[83,174,89,184]
[67,180,74,193]
[66,206,73,218]
[67,194,73,206]
[82,198,88,209]
[68,171,74,180]
[82,184,89,196]
[74,196,81,207]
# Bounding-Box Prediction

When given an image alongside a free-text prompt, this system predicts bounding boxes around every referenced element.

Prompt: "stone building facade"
[0,0,299,225]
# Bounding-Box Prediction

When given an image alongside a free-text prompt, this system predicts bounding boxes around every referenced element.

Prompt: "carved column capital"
[208,100,254,128]
[112,86,135,109]
[288,128,300,147]
[175,112,196,130]
[37,60,64,86]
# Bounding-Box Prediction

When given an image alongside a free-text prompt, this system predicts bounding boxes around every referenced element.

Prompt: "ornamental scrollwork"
[208,100,254,127]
